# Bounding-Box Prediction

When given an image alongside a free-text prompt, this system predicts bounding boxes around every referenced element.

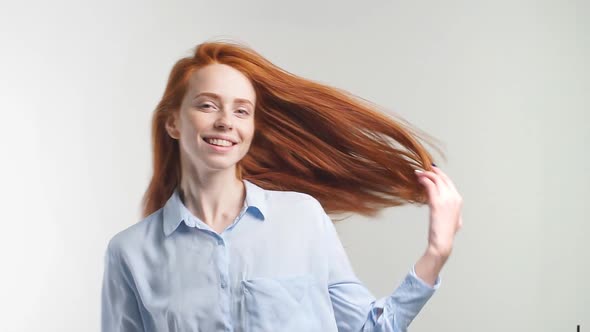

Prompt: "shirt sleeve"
[318,203,441,332]
[101,242,145,332]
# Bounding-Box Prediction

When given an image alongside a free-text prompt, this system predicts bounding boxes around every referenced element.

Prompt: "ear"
[165,112,180,140]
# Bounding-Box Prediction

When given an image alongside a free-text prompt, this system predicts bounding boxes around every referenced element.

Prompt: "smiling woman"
[101,40,462,332]
[163,63,257,179]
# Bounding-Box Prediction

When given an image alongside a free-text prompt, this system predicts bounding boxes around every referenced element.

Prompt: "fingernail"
[414,169,424,174]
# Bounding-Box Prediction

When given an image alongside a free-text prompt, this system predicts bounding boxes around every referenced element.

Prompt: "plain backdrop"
[0,0,588,331]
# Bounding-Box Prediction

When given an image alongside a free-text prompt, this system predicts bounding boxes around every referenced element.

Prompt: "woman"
[101,40,463,332]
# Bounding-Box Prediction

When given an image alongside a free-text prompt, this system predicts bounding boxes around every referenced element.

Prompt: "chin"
[201,159,240,171]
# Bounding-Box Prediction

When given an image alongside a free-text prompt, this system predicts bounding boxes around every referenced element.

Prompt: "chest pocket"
[241,275,318,331]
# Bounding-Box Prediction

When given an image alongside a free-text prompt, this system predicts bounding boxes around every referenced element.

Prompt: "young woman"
[101,40,463,332]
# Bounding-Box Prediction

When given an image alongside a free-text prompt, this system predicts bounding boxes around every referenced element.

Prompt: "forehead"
[187,64,256,103]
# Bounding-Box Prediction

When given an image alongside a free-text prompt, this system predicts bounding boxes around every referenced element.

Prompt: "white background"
[0,0,588,331]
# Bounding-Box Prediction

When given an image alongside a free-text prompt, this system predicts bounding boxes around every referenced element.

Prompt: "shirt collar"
[162,179,268,237]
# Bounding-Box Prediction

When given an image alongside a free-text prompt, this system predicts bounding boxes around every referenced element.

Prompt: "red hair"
[141,40,445,221]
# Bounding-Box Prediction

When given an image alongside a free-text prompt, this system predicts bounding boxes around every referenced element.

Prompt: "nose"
[214,112,233,130]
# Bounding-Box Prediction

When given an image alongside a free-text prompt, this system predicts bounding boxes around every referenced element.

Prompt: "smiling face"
[165,63,256,174]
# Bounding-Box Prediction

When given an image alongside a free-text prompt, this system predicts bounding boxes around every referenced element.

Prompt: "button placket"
[217,238,228,289]
[216,238,232,324]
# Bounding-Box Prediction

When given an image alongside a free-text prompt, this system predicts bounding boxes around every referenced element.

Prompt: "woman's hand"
[415,165,463,259]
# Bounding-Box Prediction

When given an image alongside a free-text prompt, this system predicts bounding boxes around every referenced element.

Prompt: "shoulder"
[272,189,316,203]
[267,188,323,212]
[105,209,163,259]
[264,188,330,228]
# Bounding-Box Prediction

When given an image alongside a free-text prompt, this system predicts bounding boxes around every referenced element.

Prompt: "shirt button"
[220,276,227,288]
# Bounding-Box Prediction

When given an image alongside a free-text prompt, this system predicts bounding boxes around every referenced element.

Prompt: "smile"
[202,137,236,152]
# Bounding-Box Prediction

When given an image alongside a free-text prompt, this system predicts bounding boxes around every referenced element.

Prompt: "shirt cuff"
[366,265,442,329]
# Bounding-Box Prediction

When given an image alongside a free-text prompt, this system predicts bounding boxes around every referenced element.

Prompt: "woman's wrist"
[414,247,449,286]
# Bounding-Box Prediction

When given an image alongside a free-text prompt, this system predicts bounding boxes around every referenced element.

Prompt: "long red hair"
[141,40,444,221]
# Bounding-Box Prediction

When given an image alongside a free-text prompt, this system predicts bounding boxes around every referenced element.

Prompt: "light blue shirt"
[101,179,441,332]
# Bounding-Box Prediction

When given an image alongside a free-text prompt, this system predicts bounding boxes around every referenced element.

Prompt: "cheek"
[183,116,208,139]
[244,121,256,141]
[179,125,198,142]
[247,128,255,142]
[178,123,204,151]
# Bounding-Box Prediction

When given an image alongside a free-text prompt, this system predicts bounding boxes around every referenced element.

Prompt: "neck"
[178,167,245,230]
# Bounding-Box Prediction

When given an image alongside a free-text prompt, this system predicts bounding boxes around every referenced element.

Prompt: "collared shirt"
[101,179,441,332]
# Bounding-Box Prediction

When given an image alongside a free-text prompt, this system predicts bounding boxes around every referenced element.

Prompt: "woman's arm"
[318,201,440,332]
[101,243,145,332]
[323,165,463,331]
[414,248,448,287]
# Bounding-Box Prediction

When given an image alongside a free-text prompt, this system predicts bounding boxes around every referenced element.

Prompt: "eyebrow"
[193,92,254,107]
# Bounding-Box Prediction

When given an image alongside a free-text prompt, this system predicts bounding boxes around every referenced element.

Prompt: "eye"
[237,109,249,115]
[199,103,216,110]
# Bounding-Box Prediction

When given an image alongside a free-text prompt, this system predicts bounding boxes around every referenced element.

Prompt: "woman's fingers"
[415,169,446,197]
[415,171,437,205]
[431,165,458,193]
[415,165,464,257]
[431,166,463,210]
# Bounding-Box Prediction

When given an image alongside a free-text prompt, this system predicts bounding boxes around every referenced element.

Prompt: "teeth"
[205,138,233,147]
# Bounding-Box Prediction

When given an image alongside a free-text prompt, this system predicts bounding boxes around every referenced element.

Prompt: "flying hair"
[141,39,445,222]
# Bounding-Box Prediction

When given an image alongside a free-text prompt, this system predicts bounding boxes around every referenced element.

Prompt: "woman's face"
[167,63,256,173]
